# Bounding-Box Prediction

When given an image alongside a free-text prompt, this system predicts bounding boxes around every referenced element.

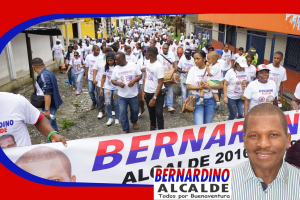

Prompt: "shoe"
[168,107,175,112]
[115,119,119,125]
[90,102,97,110]
[150,126,156,131]
[106,118,113,126]
[133,122,139,130]
[76,90,82,95]
[119,131,127,134]
[138,113,142,117]
[112,111,115,116]
[97,112,104,119]
[196,98,204,106]
[163,104,167,108]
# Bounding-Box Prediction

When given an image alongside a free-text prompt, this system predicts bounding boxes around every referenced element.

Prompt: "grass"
[75,99,81,108]
[58,118,77,130]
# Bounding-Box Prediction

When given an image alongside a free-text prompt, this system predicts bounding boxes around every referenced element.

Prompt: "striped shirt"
[232,160,300,200]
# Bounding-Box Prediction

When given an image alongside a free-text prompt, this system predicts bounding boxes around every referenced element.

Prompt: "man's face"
[125,49,131,55]
[94,47,100,56]
[18,158,76,182]
[115,55,121,65]
[56,42,60,45]
[224,45,229,52]
[162,45,169,55]
[239,50,243,56]
[150,40,155,47]
[86,41,90,45]
[273,54,283,66]
[0,137,16,149]
[185,54,191,60]
[177,48,183,58]
[243,115,291,172]
[247,58,252,66]
[102,41,106,46]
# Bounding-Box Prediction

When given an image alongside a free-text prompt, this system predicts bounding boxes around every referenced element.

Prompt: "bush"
[58,118,77,130]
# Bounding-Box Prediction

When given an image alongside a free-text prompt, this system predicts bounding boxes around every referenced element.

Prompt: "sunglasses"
[74,55,79,57]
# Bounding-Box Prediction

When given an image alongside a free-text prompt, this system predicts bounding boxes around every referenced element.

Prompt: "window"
[284,36,300,72]
[218,24,225,43]
[226,26,236,46]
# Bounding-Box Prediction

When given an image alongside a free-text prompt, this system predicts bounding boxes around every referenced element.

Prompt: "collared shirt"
[232,160,300,200]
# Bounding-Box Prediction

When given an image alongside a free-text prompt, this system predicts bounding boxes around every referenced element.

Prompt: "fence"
[194,26,225,49]
[194,25,300,110]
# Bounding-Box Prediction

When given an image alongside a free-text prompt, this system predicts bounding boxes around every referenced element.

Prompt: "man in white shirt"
[111,52,142,134]
[85,45,101,110]
[52,38,65,73]
[222,43,234,77]
[291,82,300,111]
[83,40,93,59]
[267,51,287,104]
[157,44,177,112]
[142,46,165,130]
[177,49,194,107]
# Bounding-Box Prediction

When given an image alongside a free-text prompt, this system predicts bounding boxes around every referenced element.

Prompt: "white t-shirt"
[208,62,223,82]
[267,63,287,93]
[111,62,142,98]
[137,58,150,84]
[191,43,198,51]
[103,66,118,91]
[157,51,175,70]
[233,53,243,62]
[144,60,165,93]
[224,68,250,99]
[0,92,40,147]
[245,64,256,82]
[83,45,93,57]
[244,80,278,111]
[294,82,300,102]
[72,57,85,74]
[73,48,82,56]
[52,44,64,58]
[95,59,106,87]
[186,67,213,98]
[126,54,137,64]
[64,52,74,65]
[85,54,101,81]
[222,50,233,71]
[178,56,194,79]
[218,59,226,74]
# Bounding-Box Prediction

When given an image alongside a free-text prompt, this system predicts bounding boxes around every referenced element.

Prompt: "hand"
[85,76,87,83]
[44,110,51,119]
[93,80,97,85]
[65,71,68,75]
[77,64,80,70]
[223,97,228,104]
[149,98,156,107]
[202,83,211,89]
[118,82,126,88]
[49,133,69,147]
[291,101,299,111]
[100,88,103,96]
[127,80,135,87]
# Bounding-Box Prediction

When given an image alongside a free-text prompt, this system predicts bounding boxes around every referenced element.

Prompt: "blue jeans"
[118,95,139,133]
[88,80,98,104]
[67,67,76,88]
[180,78,191,106]
[164,84,174,108]
[75,72,84,91]
[227,97,244,120]
[42,107,58,132]
[138,84,143,92]
[193,96,216,125]
[104,89,119,119]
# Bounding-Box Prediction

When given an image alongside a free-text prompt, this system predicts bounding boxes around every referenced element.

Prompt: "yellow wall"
[101,17,107,39]
[62,18,95,39]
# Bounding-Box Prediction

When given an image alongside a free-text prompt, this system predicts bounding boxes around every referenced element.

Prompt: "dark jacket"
[37,68,63,109]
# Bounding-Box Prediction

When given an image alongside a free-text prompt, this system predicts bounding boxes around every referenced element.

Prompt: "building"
[197,14,300,101]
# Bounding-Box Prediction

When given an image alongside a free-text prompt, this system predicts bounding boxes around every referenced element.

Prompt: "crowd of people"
[47,19,300,135]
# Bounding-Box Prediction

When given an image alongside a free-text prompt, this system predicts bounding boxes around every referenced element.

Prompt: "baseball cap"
[235,56,248,68]
[56,38,61,42]
[249,48,256,56]
[184,49,192,55]
[207,46,214,51]
[256,64,270,72]
[215,49,223,56]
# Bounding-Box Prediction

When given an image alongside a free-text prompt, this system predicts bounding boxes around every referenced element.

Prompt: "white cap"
[84,36,87,39]
[56,38,61,42]
[235,56,248,68]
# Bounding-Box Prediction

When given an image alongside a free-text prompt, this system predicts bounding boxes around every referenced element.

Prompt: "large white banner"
[3,111,300,184]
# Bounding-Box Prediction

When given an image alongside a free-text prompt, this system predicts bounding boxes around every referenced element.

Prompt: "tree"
[172,15,186,37]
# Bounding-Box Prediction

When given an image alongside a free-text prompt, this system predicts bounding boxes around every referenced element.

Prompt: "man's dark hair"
[274,51,283,58]
[150,39,156,44]
[285,140,300,168]
[32,58,44,67]
[148,46,158,56]
[110,45,118,52]
[93,45,100,50]
[238,47,244,51]
[124,45,131,51]
[116,51,125,60]
[163,43,169,48]
[244,103,288,135]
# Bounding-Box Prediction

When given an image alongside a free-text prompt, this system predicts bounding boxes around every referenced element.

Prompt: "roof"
[21,27,62,36]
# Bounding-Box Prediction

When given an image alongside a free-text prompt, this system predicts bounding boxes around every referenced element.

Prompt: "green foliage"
[75,99,81,108]
[133,16,142,23]
[58,118,77,130]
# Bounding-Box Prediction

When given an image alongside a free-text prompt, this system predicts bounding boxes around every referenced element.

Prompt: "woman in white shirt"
[65,45,76,90]
[186,50,223,125]
[71,51,85,95]
[100,52,119,126]
[223,56,249,120]
[244,64,278,116]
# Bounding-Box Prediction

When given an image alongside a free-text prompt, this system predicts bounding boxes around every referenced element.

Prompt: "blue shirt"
[36,68,63,109]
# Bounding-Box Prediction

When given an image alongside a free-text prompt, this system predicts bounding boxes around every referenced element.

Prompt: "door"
[72,23,78,39]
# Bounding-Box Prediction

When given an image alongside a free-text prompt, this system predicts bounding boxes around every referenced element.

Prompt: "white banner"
[3,111,300,184]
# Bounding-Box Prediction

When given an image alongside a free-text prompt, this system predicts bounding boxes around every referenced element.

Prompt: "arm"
[128,74,142,87]
[52,51,55,61]
[279,82,283,102]
[223,80,229,104]
[44,94,51,119]
[65,63,72,75]
[100,75,106,96]
[93,69,98,85]
[35,117,68,146]
[187,84,203,91]
[244,98,250,117]
[142,72,146,102]
[209,81,223,90]
[111,80,125,88]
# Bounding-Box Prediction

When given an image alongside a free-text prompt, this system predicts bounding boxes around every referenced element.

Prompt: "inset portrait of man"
[0,134,17,149]
[15,146,76,182]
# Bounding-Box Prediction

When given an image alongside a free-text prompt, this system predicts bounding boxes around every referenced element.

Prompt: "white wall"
[212,23,219,41]
[0,32,56,81]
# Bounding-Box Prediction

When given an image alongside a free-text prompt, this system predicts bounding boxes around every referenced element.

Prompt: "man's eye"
[250,134,258,138]
[270,134,278,137]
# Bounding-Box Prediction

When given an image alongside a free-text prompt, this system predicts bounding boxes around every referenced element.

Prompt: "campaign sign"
[154,168,231,200]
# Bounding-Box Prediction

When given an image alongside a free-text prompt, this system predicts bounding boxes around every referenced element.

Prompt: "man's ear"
[70,175,76,182]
